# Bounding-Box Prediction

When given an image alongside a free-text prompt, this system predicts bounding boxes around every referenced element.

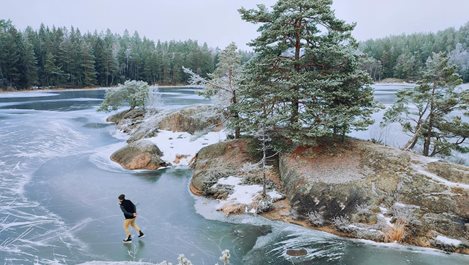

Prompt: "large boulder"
[279,139,469,249]
[189,136,469,251]
[157,105,222,134]
[127,105,223,142]
[190,138,259,195]
[111,140,168,170]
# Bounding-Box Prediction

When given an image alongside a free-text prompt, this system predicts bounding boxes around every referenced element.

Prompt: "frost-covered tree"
[98,80,149,112]
[383,52,468,156]
[449,43,469,82]
[183,42,243,138]
[237,0,378,142]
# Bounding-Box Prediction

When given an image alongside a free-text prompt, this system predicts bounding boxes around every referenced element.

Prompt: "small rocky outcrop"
[125,105,223,142]
[111,140,168,170]
[191,137,469,253]
[158,105,223,134]
[279,139,469,252]
[106,108,146,134]
[190,138,285,215]
[190,138,258,195]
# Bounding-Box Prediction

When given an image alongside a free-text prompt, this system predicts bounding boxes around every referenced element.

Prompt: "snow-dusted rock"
[279,139,469,251]
[191,138,285,215]
[126,105,223,142]
[110,139,168,170]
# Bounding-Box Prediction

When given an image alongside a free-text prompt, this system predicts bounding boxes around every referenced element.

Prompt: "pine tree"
[383,52,467,156]
[0,20,218,89]
[238,0,378,142]
[43,51,61,85]
[0,22,21,87]
[80,42,97,86]
[184,42,243,138]
[18,34,38,88]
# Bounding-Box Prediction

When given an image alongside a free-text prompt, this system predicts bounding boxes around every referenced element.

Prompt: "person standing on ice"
[118,194,144,243]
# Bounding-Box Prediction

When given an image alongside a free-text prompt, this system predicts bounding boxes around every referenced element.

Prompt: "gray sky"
[1,0,469,50]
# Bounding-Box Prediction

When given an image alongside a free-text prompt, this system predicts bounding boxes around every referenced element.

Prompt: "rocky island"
[107,105,469,255]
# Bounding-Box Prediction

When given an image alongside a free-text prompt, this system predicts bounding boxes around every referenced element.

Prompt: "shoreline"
[188,182,469,255]
[0,85,202,94]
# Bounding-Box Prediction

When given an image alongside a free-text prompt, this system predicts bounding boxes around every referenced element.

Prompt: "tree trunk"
[290,18,301,126]
[423,85,436,156]
[403,122,422,151]
[261,129,267,197]
[229,68,241,139]
[232,91,241,139]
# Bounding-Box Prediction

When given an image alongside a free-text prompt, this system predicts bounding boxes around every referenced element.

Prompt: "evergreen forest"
[0,19,252,89]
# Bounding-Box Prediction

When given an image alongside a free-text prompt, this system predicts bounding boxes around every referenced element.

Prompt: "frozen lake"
[0,86,467,264]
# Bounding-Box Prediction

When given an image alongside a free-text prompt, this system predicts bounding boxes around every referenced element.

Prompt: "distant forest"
[0,19,251,89]
[1,19,469,90]
[360,22,469,82]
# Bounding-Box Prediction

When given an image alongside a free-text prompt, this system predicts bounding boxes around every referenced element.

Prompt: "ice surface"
[0,91,59,98]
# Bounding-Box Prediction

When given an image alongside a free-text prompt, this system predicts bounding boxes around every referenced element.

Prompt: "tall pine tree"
[80,42,97,86]
[237,0,378,142]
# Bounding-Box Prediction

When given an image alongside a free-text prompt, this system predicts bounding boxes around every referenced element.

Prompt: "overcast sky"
[1,0,469,50]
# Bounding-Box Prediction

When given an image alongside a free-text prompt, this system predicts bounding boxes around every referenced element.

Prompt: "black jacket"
[120,199,136,219]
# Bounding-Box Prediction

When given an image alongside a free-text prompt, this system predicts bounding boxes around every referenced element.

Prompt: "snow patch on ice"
[435,235,462,247]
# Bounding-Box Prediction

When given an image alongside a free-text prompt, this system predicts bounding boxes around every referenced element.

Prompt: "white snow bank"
[214,176,284,211]
[217,175,242,186]
[435,235,463,247]
[147,129,227,166]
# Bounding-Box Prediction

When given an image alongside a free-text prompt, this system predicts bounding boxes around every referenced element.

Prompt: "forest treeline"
[2,18,469,90]
[0,19,252,89]
[360,22,469,82]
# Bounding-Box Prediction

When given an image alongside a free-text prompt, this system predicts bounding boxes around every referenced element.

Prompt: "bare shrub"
[251,194,273,213]
[355,204,371,215]
[391,203,421,236]
[333,216,350,231]
[308,211,325,226]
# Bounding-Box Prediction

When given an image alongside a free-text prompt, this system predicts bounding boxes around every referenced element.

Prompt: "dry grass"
[384,220,406,242]
[218,203,245,216]
[173,154,190,164]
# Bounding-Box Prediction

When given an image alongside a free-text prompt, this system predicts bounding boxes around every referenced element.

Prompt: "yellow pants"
[123,218,141,237]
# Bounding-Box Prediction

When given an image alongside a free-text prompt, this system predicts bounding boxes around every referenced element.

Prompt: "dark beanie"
[118,194,125,200]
